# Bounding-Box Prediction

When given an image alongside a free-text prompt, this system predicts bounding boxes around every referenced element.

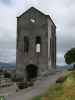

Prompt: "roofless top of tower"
[17,6,56,27]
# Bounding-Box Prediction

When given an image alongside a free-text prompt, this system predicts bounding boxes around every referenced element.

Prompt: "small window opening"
[24,36,29,53]
[36,36,41,53]
[36,36,41,44]
[30,18,35,23]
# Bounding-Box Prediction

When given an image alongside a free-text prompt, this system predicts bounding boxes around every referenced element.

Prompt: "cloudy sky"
[0,0,75,65]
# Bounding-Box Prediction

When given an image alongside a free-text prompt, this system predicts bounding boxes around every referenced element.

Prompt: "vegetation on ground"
[31,71,75,100]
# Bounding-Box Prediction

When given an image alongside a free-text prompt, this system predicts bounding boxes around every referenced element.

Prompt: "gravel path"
[4,71,64,100]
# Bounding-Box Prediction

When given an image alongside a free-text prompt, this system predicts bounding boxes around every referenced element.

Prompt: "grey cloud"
[56,53,65,65]
[0,0,12,5]
[64,0,75,8]
[0,0,75,65]
[0,49,16,63]
[0,0,16,7]
[0,27,16,49]
[57,31,75,56]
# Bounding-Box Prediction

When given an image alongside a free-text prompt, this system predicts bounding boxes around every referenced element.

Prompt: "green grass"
[0,96,5,100]
[31,70,75,100]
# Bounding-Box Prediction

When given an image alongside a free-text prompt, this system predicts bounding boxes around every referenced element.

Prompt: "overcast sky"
[0,0,75,65]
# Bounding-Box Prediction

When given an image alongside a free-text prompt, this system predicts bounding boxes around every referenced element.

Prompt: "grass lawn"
[31,70,75,100]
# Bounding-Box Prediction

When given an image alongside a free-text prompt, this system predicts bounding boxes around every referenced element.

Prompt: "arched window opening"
[24,36,29,53]
[36,36,41,53]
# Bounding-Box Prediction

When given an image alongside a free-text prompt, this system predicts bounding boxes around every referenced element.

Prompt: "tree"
[64,48,75,68]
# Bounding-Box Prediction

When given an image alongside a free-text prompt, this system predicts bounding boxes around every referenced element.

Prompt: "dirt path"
[5,71,63,100]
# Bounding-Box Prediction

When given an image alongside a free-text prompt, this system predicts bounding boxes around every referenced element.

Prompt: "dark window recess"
[50,38,51,49]
[24,36,29,53]
[36,36,41,44]
[51,25,55,37]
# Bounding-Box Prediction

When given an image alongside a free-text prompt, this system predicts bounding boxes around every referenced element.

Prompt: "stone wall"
[16,8,48,79]
[16,7,56,80]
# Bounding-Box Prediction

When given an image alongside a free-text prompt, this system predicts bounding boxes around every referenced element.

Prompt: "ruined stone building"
[16,7,56,80]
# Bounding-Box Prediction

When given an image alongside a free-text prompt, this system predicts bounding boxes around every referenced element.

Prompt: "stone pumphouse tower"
[16,7,56,81]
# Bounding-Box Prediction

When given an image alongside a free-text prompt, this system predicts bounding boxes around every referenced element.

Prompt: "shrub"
[27,80,34,87]
[56,76,65,83]
[17,82,25,89]
[17,82,28,89]
[4,71,11,78]
[11,77,17,82]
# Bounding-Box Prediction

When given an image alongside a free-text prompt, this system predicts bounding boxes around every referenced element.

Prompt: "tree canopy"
[64,48,75,64]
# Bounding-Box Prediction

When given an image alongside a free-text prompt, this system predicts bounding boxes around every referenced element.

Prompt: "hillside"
[0,62,16,69]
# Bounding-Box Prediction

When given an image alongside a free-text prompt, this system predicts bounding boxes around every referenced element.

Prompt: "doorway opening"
[26,64,38,81]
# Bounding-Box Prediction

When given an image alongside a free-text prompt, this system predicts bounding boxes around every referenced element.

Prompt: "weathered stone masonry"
[16,7,56,80]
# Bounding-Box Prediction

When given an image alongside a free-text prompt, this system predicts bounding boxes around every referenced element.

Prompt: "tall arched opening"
[26,64,38,81]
